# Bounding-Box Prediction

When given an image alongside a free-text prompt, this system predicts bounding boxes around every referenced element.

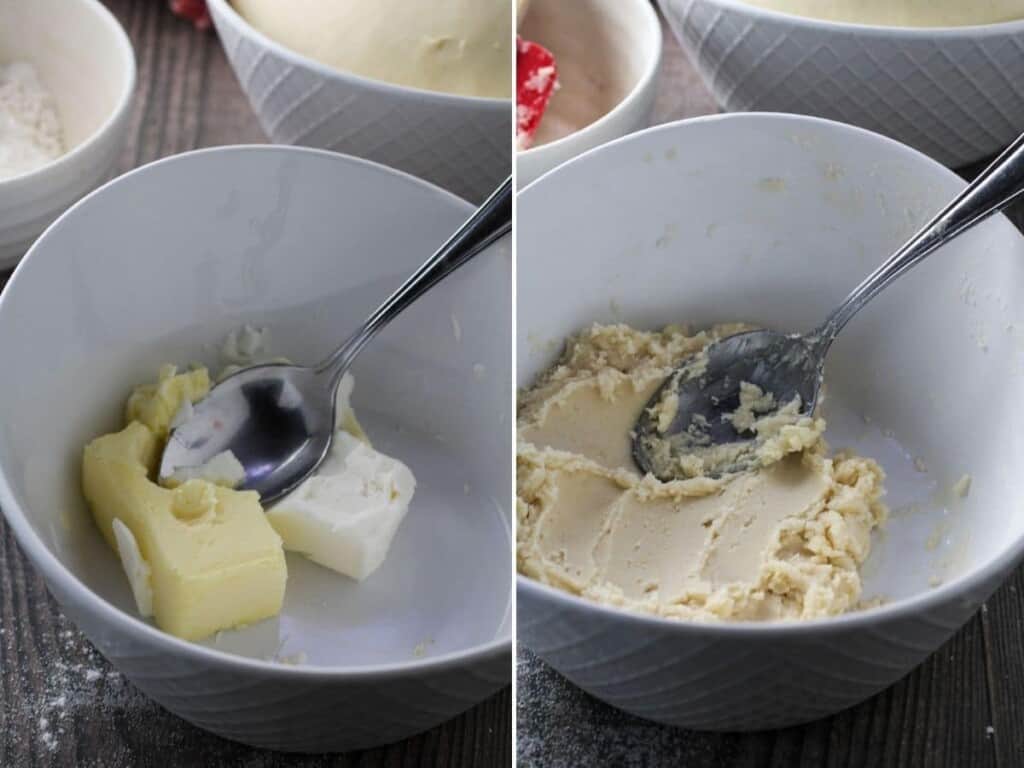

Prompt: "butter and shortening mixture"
[517,323,887,621]
[82,329,416,642]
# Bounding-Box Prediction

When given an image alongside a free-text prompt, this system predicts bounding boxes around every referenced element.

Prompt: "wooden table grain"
[517,12,1024,768]
[0,2,511,766]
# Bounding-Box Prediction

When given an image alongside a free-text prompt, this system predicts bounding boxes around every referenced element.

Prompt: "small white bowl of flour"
[0,61,64,181]
[0,0,135,269]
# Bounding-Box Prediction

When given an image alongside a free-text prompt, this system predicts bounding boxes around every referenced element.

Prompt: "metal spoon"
[633,133,1024,481]
[159,177,512,503]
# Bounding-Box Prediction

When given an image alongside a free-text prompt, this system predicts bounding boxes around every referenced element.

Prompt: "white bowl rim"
[206,0,511,109]
[0,0,137,189]
[517,110,1024,635]
[518,0,663,160]
[0,143,513,679]
[680,0,1024,35]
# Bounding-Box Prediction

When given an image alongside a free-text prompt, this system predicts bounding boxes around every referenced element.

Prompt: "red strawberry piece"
[517,36,558,150]
[169,0,211,30]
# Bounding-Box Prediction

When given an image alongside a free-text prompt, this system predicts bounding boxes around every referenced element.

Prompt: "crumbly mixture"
[517,323,888,621]
[637,365,824,480]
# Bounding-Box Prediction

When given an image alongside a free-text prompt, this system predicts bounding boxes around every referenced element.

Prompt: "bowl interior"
[0,148,513,667]
[518,114,1024,609]
[0,0,131,155]
[521,0,652,148]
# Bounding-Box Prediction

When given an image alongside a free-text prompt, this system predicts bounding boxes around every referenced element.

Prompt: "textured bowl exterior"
[519,560,1014,731]
[658,0,1024,167]
[48,574,509,752]
[207,0,511,203]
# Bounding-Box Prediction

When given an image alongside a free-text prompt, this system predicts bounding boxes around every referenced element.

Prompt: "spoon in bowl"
[159,177,512,504]
[633,133,1024,481]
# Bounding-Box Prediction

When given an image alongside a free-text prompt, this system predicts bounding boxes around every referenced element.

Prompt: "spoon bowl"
[632,329,821,479]
[160,364,333,503]
[634,129,1024,480]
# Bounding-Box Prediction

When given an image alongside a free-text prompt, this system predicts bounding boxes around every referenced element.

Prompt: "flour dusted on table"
[0,60,64,180]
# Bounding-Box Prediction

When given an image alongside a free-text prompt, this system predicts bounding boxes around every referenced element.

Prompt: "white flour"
[0,60,64,180]
[7,622,135,757]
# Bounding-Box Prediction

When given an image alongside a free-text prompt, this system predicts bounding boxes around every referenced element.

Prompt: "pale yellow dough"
[517,323,887,621]
[232,0,513,98]
[740,0,1024,27]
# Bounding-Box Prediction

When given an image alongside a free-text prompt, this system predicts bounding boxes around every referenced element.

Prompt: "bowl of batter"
[206,0,512,203]
[517,112,1024,729]
[657,0,1024,168]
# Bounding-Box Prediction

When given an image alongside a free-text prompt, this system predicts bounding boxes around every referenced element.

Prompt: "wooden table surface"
[0,2,511,766]
[517,12,1024,768]
[6,4,1024,767]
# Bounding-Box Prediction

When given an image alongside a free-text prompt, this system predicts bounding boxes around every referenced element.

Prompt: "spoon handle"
[817,131,1024,346]
[315,176,512,385]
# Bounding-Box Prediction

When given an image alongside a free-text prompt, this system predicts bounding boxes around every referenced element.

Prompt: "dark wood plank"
[0,1,510,765]
[517,10,1024,768]
[981,568,1024,766]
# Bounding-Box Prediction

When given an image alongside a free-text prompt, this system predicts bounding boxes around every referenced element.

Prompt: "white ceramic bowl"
[516,0,662,188]
[658,0,1024,168]
[0,147,513,751]
[517,112,1024,730]
[206,0,511,205]
[0,0,135,269]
